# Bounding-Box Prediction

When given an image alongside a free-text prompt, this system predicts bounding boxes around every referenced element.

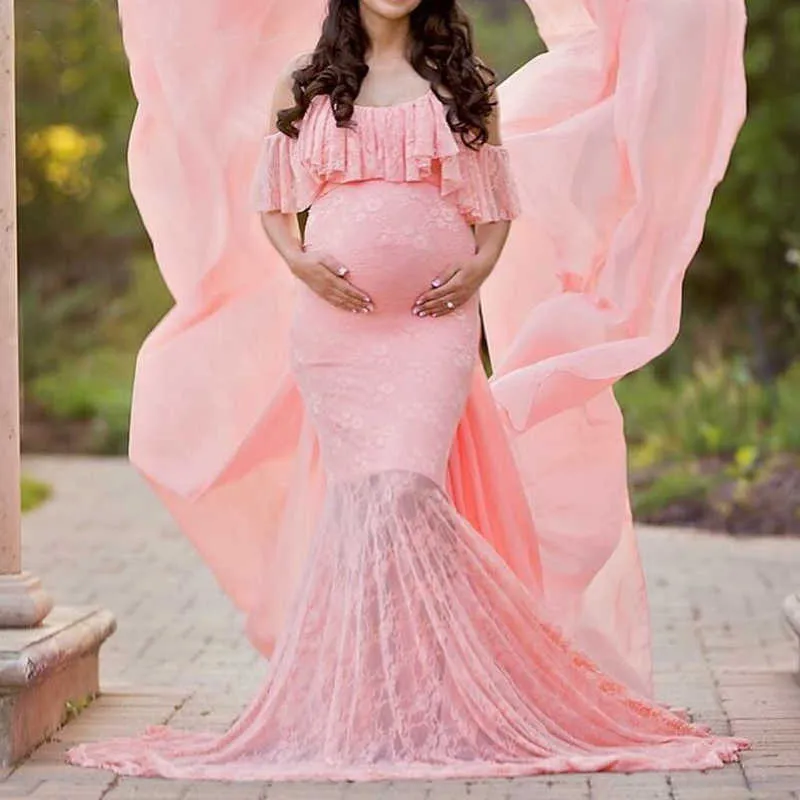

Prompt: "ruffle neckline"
[297,87,464,197]
[251,86,521,224]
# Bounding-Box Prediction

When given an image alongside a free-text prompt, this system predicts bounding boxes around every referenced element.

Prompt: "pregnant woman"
[66,0,749,782]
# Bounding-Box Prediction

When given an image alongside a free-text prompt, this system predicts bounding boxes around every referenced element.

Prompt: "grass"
[21,474,52,512]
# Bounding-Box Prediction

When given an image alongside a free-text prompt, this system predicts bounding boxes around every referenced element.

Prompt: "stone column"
[0,1,115,765]
[0,0,52,626]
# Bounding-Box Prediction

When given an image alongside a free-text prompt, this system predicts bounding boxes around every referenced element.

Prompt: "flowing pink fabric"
[65,0,749,781]
[483,0,748,695]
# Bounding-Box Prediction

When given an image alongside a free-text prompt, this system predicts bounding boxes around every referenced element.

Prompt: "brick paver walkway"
[2,454,800,799]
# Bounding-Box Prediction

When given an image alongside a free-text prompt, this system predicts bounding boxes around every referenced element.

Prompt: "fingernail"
[414,299,422,307]
[431,279,441,288]
[360,307,369,314]
[418,310,427,317]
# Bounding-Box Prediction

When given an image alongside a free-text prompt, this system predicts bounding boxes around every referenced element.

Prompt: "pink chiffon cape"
[121,0,747,701]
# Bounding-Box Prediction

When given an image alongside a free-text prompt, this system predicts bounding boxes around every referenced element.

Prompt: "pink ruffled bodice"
[250,87,521,225]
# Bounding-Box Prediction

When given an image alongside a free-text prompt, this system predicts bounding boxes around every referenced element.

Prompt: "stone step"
[0,605,116,765]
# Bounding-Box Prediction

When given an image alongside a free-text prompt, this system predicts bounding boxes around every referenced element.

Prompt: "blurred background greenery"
[15,0,800,532]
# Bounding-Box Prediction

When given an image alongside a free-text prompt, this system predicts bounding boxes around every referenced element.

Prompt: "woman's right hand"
[288,250,373,313]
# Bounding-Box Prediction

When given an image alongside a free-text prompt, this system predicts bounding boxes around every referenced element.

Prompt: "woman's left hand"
[412,255,494,318]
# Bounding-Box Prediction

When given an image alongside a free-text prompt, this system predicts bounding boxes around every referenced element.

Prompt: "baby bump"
[303,180,476,313]
[291,180,481,485]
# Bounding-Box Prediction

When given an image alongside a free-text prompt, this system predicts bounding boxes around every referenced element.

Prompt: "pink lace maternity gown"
[64,86,749,781]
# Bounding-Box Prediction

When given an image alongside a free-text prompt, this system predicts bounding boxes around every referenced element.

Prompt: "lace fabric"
[249,90,522,224]
[66,469,747,781]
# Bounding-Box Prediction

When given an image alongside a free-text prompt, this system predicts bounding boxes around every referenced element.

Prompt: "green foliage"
[20,475,52,512]
[693,0,800,376]
[104,253,173,351]
[20,250,169,388]
[616,356,799,467]
[632,466,720,520]
[63,694,96,723]
[16,1,137,272]
[19,278,101,382]
[619,358,800,527]
[771,364,800,451]
[16,1,145,455]
[23,254,171,455]
[29,347,133,454]
[464,1,544,80]
[617,353,800,517]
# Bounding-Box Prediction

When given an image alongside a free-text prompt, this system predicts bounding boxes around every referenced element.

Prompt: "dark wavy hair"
[276,0,496,149]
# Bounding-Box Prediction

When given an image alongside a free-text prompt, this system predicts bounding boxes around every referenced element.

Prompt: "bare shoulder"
[282,51,314,81]
[274,50,313,100]
[267,51,313,134]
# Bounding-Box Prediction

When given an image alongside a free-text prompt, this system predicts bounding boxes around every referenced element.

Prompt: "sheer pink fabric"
[64,0,749,781]
[66,466,745,780]
[484,0,747,693]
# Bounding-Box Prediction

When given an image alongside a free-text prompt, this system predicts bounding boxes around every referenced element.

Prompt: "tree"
[691,0,800,379]
[16,1,136,285]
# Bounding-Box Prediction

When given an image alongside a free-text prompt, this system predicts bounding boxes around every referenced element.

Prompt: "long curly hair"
[276,0,496,149]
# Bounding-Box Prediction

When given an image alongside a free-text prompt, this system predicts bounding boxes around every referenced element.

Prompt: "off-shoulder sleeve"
[455,144,522,225]
[249,132,321,213]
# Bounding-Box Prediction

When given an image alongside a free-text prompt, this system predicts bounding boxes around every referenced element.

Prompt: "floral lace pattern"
[292,179,480,485]
[66,469,746,781]
[250,89,521,224]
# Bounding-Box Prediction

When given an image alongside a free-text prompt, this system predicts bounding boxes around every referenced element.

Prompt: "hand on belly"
[303,180,476,315]
[289,249,374,314]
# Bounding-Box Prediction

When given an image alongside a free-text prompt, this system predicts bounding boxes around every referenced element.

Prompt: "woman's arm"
[257,60,305,266]
[258,60,373,314]
[470,96,513,275]
[413,91,513,318]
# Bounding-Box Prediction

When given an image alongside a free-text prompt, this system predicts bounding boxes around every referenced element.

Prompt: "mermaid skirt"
[65,182,747,780]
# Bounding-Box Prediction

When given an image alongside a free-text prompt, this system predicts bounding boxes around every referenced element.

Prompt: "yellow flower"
[23,124,104,198]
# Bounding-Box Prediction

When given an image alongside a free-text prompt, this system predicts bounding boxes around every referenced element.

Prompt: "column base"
[0,604,116,765]
[0,571,53,627]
